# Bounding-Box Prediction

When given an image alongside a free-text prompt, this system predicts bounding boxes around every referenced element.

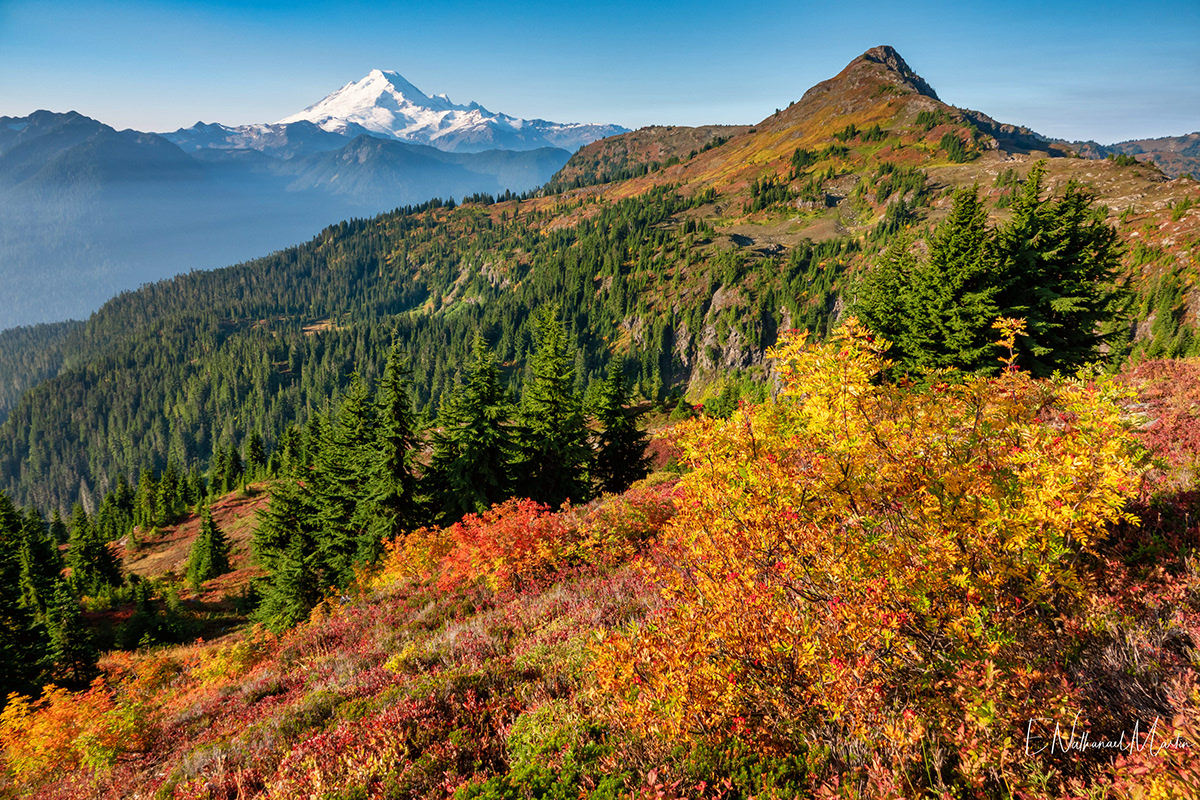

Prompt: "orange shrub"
[0,678,146,783]
[373,479,680,594]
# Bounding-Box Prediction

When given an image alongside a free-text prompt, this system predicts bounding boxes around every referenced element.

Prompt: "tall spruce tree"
[513,308,592,507]
[186,506,232,591]
[0,493,49,700]
[857,166,1124,375]
[254,467,324,629]
[66,503,122,596]
[45,578,96,687]
[593,360,652,495]
[311,375,376,586]
[899,185,1000,372]
[993,162,1126,375]
[18,510,63,618]
[427,333,516,522]
[254,532,321,632]
[355,345,425,551]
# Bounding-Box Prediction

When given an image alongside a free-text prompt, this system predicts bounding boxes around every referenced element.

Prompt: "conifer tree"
[856,230,919,349]
[134,467,158,530]
[0,494,49,700]
[66,503,122,596]
[513,308,592,507]
[311,375,376,586]
[18,510,63,618]
[156,461,183,526]
[993,162,1125,374]
[356,345,425,552]
[254,533,321,632]
[223,446,244,493]
[253,472,323,629]
[427,333,516,522]
[185,506,232,591]
[857,166,1124,375]
[593,360,652,495]
[900,185,1000,372]
[48,508,69,545]
[246,431,267,480]
[45,578,96,687]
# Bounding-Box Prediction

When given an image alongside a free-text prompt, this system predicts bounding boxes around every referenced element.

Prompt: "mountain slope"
[0,111,570,329]
[2,46,1198,513]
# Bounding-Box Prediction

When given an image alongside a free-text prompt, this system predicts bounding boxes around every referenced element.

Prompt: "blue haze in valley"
[0,0,1197,329]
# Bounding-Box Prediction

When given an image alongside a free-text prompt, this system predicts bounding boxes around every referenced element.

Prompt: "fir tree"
[355,345,425,553]
[246,431,267,479]
[513,308,593,507]
[0,493,49,699]
[253,474,324,629]
[993,162,1126,374]
[900,185,1000,372]
[593,360,652,495]
[185,506,231,591]
[66,503,122,596]
[45,578,96,687]
[427,333,516,522]
[311,375,376,586]
[254,533,321,632]
[18,510,63,618]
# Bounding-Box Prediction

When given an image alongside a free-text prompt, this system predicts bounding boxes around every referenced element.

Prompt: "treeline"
[0,187,850,513]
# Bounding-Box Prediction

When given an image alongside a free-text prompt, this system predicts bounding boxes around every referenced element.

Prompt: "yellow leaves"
[0,679,146,783]
[593,318,1145,752]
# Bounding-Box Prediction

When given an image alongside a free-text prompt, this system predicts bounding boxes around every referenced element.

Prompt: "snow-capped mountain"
[278,69,627,153]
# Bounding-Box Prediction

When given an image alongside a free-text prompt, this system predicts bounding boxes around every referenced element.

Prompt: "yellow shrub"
[592,319,1142,749]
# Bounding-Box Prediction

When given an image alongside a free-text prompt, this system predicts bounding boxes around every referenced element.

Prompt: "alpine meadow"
[2,40,1200,800]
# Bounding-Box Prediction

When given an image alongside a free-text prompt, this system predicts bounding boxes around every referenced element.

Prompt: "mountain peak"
[857,45,938,99]
[799,45,939,106]
[277,70,627,153]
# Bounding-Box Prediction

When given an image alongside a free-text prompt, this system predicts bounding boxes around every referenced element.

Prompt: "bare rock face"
[858,45,940,100]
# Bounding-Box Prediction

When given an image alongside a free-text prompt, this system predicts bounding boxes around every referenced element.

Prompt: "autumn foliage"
[375,478,679,593]
[592,319,1173,790]
[6,325,1200,798]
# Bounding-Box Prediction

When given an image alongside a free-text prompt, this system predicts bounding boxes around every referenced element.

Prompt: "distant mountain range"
[1067,132,1200,178]
[0,72,628,329]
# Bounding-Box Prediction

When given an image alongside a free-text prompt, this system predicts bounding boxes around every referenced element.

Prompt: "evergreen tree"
[246,431,267,480]
[66,503,122,596]
[900,185,1000,372]
[857,167,1124,376]
[311,375,376,586]
[0,493,49,699]
[253,475,323,629]
[993,162,1126,374]
[45,578,96,687]
[254,532,321,632]
[427,333,516,522]
[593,360,652,495]
[224,446,244,493]
[355,345,425,553]
[513,308,592,507]
[134,467,158,530]
[856,230,919,349]
[48,508,69,545]
[185,506,232,591]
[18,510,63,618]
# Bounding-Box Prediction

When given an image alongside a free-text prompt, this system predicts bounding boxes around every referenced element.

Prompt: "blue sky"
[1,0,1197,143]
